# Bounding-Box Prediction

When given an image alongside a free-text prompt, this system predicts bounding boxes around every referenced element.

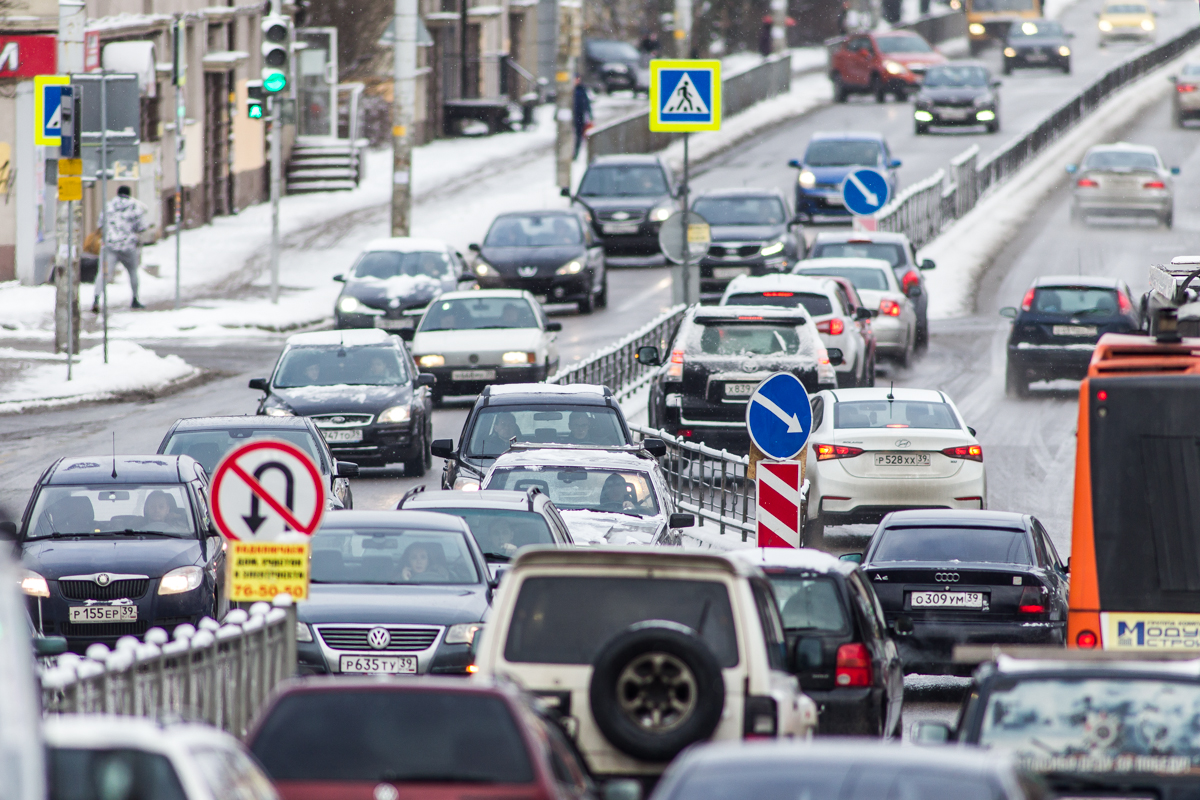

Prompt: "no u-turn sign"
[209,439,326,542]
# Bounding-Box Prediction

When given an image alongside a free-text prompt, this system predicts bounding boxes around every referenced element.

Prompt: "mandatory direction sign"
[209,439,326,542]
[745,372,813,461]
[649,59,721,133]
[840,168,891,216]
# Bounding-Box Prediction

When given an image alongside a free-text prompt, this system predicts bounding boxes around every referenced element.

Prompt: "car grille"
[61,620,149,637]
[709,244,762,258]
[59,579,149,601]
[317,625,441,652]
[933,99,975,108]
[598,209,646,222]
[311,414,374,427]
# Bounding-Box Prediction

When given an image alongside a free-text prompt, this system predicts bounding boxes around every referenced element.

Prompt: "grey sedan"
[1068,143,1178,227]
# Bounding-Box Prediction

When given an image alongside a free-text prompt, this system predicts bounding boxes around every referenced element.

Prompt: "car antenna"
[887,381,895,403]
[1077,248,1082,276]
[111,432,118,478]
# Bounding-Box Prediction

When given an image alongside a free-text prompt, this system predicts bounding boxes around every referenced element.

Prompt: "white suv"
[473,547,817,781]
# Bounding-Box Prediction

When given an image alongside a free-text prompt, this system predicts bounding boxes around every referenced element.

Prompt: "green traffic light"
[263,71,287,92]
[248,104,264,119]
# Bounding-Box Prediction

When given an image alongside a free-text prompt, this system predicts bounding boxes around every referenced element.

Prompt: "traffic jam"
[7,2,1200,798]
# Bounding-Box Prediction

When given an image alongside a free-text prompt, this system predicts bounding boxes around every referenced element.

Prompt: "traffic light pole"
[391,0,416,236]
[270,95,282,304]
[173,17,186,309]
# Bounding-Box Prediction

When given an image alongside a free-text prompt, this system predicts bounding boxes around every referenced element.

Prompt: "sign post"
[746,372,812,548]
[840,167,891,232]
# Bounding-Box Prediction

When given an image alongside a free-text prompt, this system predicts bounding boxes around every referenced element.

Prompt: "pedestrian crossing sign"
[649,60,721,132]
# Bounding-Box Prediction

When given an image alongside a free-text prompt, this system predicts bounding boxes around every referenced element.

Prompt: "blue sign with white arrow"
[840,168,891,216]
[745,372,812,461]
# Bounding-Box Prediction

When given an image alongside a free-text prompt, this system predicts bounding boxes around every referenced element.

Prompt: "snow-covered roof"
[829,386,945,402]
[795,256,895,271]
[362,237,450,253]
[437,288,528,301]
[44,715,237,751]
[724,274,837,295]
[489,447,652,471]
[729,547,844,571]
[285,329,394,347]
[487,383,608,396]
[811,229,911,245]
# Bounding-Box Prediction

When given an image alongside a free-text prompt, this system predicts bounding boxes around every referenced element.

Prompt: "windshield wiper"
[110,529,187,538]
[483,552,512,563]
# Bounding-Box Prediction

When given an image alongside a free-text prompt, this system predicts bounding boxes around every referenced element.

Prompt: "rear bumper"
[1008,344,1094,381]
[324,424,418,465]
[871,316,909,353]
[1073,195,1171,216]
[804,686,885,735]
[477,273,591,301]
[895,619,1065,674]
[421,364,545,395]
[812,460,986,523]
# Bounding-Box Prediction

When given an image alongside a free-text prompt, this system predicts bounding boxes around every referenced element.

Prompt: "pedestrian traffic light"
[59,85,81,159]
[261,14,291,93]
[246,80,265,119]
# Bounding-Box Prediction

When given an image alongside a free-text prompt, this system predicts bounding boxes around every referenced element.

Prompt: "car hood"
[558,510,664,546]
[342,274,450,312]
[708,224,785,242]
[22,536,202,579]
[1010,35,1067,46]
[298,583,490,625]
[270,384,412,416]
[918,86,991,103]
[479,245,586,271]
[890,52,946,67]
[577,195,664,212]
[413,328,544,354]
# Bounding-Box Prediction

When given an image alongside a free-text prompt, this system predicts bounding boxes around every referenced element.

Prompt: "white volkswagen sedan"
[410,289,561,403]
[804,387,986,542]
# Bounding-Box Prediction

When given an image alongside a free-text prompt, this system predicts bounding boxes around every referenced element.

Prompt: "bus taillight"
[1076,630,1098,648]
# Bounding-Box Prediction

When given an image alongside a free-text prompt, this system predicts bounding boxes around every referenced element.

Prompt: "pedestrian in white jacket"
[93,185,148,312]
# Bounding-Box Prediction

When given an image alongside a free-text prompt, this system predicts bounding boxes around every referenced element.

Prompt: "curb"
[0,366,213,416]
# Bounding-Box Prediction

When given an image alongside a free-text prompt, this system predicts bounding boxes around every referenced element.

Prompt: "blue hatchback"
[788,133,902,224]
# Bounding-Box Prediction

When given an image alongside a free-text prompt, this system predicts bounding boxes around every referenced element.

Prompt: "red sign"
[0,35,56,78]
[756,461,801,549]
[209,439,327,542]
[84,30,100,72]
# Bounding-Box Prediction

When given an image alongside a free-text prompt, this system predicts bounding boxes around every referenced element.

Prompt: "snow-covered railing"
[40,597,296,737]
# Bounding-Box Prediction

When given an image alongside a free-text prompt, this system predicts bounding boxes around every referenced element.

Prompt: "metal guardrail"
[893,8,968,45]
[40,598,297,737]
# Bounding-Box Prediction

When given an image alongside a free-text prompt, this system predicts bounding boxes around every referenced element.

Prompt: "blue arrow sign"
[745,372,812,461]
[841,168,891,216]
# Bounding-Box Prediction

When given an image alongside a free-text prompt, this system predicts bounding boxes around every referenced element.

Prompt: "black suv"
[567,155,680,262]
[913,63,1001,135]
[641,306,840,453]
[332,239,473,331]
[583,39,645,94]
[692,188,805,302]
[1002,18,1072,74]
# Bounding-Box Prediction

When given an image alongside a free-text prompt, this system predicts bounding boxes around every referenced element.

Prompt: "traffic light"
[246,80,265,119]
[59,85,81,158]
[261,14,291,93]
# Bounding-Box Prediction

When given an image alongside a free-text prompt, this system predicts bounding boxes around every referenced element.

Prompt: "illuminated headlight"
[650,207,673,222]
[760,241,785,257]
[798,170,817,188]
[296,621,314,642]
[502,351,535,365]
[818,361,837,384]
[914,110,934,122]
[265,406,294,417]
[1058,45,1071,56]
[474,261,494,276]
[21,571,49,598]
[556,260,584,275]
[454,477,481,491]
[446,623,484,645]
[378,405,411,423]
[159,566,203,595]
[418,354,445,368]
[1098,19,1113,30]
[337,295,364,314]
[969,22,986,34]
[884,60,905,75]
[1003,47,1017,57]
[1141,18,1154,30]
[976,110,996,121]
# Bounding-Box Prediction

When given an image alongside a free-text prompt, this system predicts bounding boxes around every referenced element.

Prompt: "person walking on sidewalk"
[572,75,592,160]
[93,185,148,313]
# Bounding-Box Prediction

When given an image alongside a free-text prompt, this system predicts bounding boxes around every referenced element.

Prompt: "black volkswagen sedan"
[1000,275,1141,397]
[692,188,804,302]
[470,210,607,313]
[913,63,1001,134]
[1002,19,1072,74]
[13,456,226,651]
[250,329,435,474]
[333,238,473,331]
[295,511,492,676]
[569,154,680,262]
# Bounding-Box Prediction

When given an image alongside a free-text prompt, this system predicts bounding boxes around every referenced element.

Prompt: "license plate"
[937,108,970,120]
[874,453,931,467]
[911,591,985,609]
[339,655,417,674]
[825,194,844,206]
[452,369,496,381]
[713,266,751,279]
[320,428,363,443]
[69,605,137,623]
[725,382,757,396]
[1025,52,1048,61]
[603,222,639,235]
[1052,325,1097,337]
[374,318,411,330]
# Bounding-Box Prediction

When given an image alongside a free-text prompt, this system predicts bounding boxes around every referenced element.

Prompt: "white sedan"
[410,289,560,403]
[803,387,986,542]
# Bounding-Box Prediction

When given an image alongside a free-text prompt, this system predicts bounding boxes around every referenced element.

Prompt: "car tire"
[832,73,849,103]
[914,123,928,135]
[578,285,596,314]
[1002,61,1012,75]
[403,437,427,477]
[866,351,877,387]
[1062,60,1071,75]
[431,390,444,408]
[1005,361,1028,398]
[986,121,999,134]
[597,273,609,308]
[1164,209,1175,229]
[801,514,825,547]
[871,74,886,103]
[589,622,725,763]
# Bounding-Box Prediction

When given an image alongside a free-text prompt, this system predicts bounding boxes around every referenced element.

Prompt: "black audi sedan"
[1002,18,1072,74]
[1000,275,1140,397]
[250,329,435,474]
[470,210,607,313]
[641,306,840,453]
[691,188,805,302]
[295,511,492,676]
[568,154,680,262]
[913,63,1001,135]
[11,456,226,651]
[333,238,473,331]
[848,509,1070,675]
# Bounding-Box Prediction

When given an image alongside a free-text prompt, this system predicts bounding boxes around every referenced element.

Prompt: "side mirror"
[999,306,1018,319]
[396,328,415,342]
[602,779,642,800]
[336,460,360,477]
[855,306,872,321]
[642,438,667,458]
[1171,166,1181,175]
[545,321,563,332]
[839,552,863,564]
[914,720,953,744]
[920,258,936,270]
[416,373,436,387]
[635,345,662,366]
[431,439,455,459]
[891,615,914,635]
[907,285,923,298]
[248,377,269,392]
[468,243,481,252]
[1064,557,1071,574]
[889,159,902,169]
[790,215,805,227]
[33,636,68,657]
[1065,163,1078,174]
[333,274,345,282]
[787,158,802,169]
[1066,30,1076,38]
[1171,75,1179,83]
[0,521,15,540]
[968,426,977,437]
[826,347,844,367]
[992,79,1002,87]
[560,187,572,198]
[669,512,695,529]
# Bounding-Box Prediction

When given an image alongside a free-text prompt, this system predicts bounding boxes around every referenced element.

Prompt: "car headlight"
[976,109,996,121]
[1098,19,1113,30]
[378,405,411,423]
[474,261,494,276]
[454,477,481,491]
[296,621,314,642]
[969,22,986,34]
[264,406,294,417]
[159,566,203,595]
[914,110,934,122]
[1004,47,1017,57]
[760,241,785,257]
[650,207,672,222]
[419,354,445,368]
[556,260,584,275]
[337,295,364,314]
[1141,18,1154,30]
[884,60,905,75]
[445,623,484,645]
[21,571,49,598]
[1058,45,1071,56]
[502,351,535,365]
[798,170,817,188]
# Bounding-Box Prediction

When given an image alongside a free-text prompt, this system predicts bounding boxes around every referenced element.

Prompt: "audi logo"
[934,572,960,583]
[367,627,392,650]
[518,266,538,277]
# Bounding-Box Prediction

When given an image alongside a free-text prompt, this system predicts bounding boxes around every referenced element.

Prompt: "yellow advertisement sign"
[1101,612,1200,650]
[228,541,310,602]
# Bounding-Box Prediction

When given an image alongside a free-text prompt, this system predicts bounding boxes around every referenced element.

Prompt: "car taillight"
[879,299,902,317]
[816,318,845,335]
[763,291,794,297]
[1020,287,1036,311]
[667,348,684,379]
[816,443,864,460]
[1178,83,1198,93]
[1076,630,1098,648]
[1018,585,1046,614]
[902,271,920,294]
[1118,292,1133,314]
[1076,177,1099,188]
[942,444,983,462]
[743,695,778,738]
[835,643,872,687]
[1143,180,1166,189]
[677,428,693,439]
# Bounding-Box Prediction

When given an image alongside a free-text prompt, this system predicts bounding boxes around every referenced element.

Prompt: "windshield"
[923,66,990,87]
[810,243,905,267]
[972,0,1036,11]
[353,250,454,280]
[420,297,539,332]
[162,429,324,476]
[874,34,932,53]
[578,165,668,197]
[485,467,659,516]
[505,576,738,666]
[465,406,627,457]
[834,400,960,429]
[484,215,582,247]
[27,485,195,539]
[50,748,188,800]
[766,574,848,631]
[250,690,534,784]
[1104,3,1147,11]
[657,762,1002,800]
[434,508,555,559]
[726,292,833,316]
[1009,20,1062,36]
[1182,63,1200,76]
[798,266,891,291]
[1083,150,1159,171]
[685,322,812,357]
[978,678,1200,776]
[1031,287,1121,316]
[804,140,881,168]
[273,346,408,388]
[310,527,480,584]
[692,197,786,225]
[587,40,639,61]
[874,526,1032,564]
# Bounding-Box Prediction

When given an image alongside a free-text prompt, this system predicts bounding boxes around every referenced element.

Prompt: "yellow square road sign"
[649,59,721,133]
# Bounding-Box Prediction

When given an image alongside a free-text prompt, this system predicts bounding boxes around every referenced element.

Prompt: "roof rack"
[396,484,426,509]
[504,441,657,459]
[955,644,1200,664]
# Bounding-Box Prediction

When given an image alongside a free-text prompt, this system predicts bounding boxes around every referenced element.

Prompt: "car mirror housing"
[1171,166,1181,175]
[416,373,436,387]
[431,439,455,459]
[336,460,360,477]
[545,321,563,332]
[826,347,844,366]
[333,273,345,282]
[999,307,1018,319]
[839,552,863,564]
[635,345,662,366]
[855,306,872,321]
[248,377,269,392]
[914,720,953,744]
[560,187,572,198]
[468,243,481,252]
[642,438,667,458]
[889,158,902,168]
[669,512,695,529]
[968,427,977,437]
[787,158,802,169]
[920,258,936,270]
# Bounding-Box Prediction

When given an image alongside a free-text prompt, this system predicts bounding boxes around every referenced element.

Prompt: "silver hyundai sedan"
[1068,142,1178,227]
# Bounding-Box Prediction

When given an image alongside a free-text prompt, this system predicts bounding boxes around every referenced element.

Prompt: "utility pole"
[99,69,110,364]
[673,0,691,57]
[172,17,186,309]
[54,0,85,365]
[554,0,581,189]
[770,0,787,54]
[391,0,417,236]
[270,95,282,303]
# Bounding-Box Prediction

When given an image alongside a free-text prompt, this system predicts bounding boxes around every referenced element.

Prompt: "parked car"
[690,188,804,301]
[583,38,646,94]
[409,290,562,402]
[295,510,491,676]
[913,62,1001,135]
[1171,62,1200,126]
[1000,275,1141,397]
[788,133,901,225]
[1002,19,1072,74]
[469,210,608,312]
[332,237,472,331]
[472,547,819,782]
[568,155,680,261]
[853,509,1069,674]
[250,328,435,474]
[795,257,917,365]
[1097,0,1156,44]
[829,30,947,102]
[1067,142,1177,227]
[731,548,904,737]
[17,456,227,651]
[156,415,355,509]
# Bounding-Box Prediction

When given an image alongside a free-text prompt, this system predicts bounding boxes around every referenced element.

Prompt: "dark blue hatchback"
[788,132,901,224]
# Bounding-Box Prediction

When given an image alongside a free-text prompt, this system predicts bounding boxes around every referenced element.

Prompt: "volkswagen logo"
[611,211,630,220]
[373,785,399,800]
[518,266,538,278]
[331,416,345,424]
[95,573,111,586]
[367,627,392,650]
[894,440,911,448]
[934,572,960,583]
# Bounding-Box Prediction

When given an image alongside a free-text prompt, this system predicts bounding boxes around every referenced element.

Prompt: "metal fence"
[893,8,968,44]
[40,598,296,737]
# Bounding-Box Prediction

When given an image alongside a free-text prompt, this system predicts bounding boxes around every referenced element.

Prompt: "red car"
[247,676,612,800]
[829,31,947,102]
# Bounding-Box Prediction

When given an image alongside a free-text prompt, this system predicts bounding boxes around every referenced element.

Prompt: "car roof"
[47,456,191,485]
[266,674,519,698]
[724,274,838,297]
[881,509,1028,529]
[829,386,947,403]
[490,447,652,471]
[1086,141,1159,155]
[588,154,665,167]
[316,510,473,532]
[285,329,397,347]
[797,257,896,272]
[44,714,238,751]
[988,654,1200,678]
[495,209,581,219]
[810,131,887,144]
[402,489,546,511]
[360,237,449,253]
[925,60,989,70]
[730,547,848,573]
[511,545,759,577]
[1032,274,1121,289]
[483,383,614,403]
[693,187,787,200]
[168,415,313,431]
[692,305,814,323]
[676,739,1014,772]
[435,288,531,302]
[811,230,911,246]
